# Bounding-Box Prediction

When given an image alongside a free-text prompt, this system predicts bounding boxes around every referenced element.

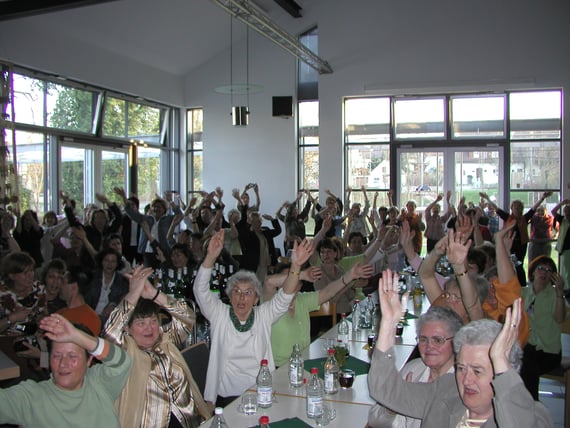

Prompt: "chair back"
[181,341,209,397]
[310,301,338,325]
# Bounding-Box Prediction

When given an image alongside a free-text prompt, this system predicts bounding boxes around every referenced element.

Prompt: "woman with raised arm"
[104,265,210,427]
[520,255,566,400]
[194,230,314,407]
[368,271,551,428]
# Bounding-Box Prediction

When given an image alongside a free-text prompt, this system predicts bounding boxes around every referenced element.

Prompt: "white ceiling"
[2,0,305,76]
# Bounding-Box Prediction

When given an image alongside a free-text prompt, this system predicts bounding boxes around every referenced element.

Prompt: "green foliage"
[48,84,93,132]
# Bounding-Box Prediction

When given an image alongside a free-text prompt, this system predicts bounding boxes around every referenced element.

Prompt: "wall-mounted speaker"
[272,96,293,117]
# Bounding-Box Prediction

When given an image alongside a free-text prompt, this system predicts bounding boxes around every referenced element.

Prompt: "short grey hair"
[416,306,464,337]
[226,270,262,298]
[453,319,523,372]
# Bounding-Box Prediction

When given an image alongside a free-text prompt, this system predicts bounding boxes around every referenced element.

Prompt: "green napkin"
[304,355,370,377]
[250,417,312,427]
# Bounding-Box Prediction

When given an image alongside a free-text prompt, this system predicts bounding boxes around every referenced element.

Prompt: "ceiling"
[0,0,307,76]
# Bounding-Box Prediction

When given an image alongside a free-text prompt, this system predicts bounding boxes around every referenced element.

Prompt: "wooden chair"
[540,315,570,428]
[181,341,209,397]
[310,301,338,325]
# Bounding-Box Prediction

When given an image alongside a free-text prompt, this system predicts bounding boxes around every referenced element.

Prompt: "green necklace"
[229,306,255,332]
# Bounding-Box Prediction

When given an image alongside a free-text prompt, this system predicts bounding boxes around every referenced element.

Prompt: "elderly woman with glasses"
[367,306,464,428]
[368,269,551,428]
[520,255,566,400]
[194,229,314,408]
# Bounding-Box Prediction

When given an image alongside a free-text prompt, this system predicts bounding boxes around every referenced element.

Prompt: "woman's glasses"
[231,288,256,298]
[416,336,453,346]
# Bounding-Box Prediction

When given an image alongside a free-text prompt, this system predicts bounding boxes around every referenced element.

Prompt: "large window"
[4,66,177,215]
[344,90,562,211]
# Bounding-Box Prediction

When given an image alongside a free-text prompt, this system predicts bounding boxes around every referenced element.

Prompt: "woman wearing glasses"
[520,255,566,400]
[367,306,464,428]
[194,230,314,407]
[369,270,551,428]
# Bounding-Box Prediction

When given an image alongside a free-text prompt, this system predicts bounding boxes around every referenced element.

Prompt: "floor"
[540,377,565,427]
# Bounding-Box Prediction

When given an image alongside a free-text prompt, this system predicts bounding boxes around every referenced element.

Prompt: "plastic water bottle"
[259,416,270,427]
[337,313,349,344]
[306,367,324,418]
[352,299,361,332]
[288,343,304,388]
[324,348,340,394]
[210,407,228,427]
[256,359,273,408]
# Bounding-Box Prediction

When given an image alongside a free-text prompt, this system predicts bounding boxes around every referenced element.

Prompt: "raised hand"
[113,187,127,199]
[490,298,522,374]
[446,229,472,266]
[455,214,474,237]
[40,314,77,343]
[350,263,374,280]
[291,238,315,267]
[206,229,224,262]
[301,266,322,283]
[377,269,403,325]
[124,265,155,298]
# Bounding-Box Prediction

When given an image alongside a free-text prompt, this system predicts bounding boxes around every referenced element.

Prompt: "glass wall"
[343,90,562,212]
[4,66,177,217]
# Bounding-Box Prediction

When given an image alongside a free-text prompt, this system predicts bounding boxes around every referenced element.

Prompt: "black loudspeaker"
[272,96,293,117]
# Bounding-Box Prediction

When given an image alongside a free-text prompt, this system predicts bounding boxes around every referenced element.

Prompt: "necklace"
[229,306,255,332]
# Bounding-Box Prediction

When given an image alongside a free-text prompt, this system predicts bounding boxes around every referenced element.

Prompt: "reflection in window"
[345,98,390,143]
[394,98,445,139]
[451,95,505,138]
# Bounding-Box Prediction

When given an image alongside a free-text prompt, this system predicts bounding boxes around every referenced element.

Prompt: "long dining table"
[216,324,416,427]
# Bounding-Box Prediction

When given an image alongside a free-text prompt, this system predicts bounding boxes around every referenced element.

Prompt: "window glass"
[451,95,505,138]
[299,101,319,144]
[510,141,560,190]
[137,146,161,208]
[299,146,319,190]
[509,191,559,214]
[394,98,445,139]
[187,108,203,192]
[510,91,561,139]
[6,130,45,213]
[60,146,86,212]
[103,96,162,143]
[345,98,390,143]
[347,144,390,190]
[47,82,96,133]
[101,150,127,205]
[399,151,443,208]
[13,74,44,126]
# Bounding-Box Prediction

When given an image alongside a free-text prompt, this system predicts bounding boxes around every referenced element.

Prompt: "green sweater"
[0,341,131,428]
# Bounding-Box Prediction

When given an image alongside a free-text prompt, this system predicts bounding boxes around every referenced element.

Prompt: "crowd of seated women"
[0,182,568,427]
